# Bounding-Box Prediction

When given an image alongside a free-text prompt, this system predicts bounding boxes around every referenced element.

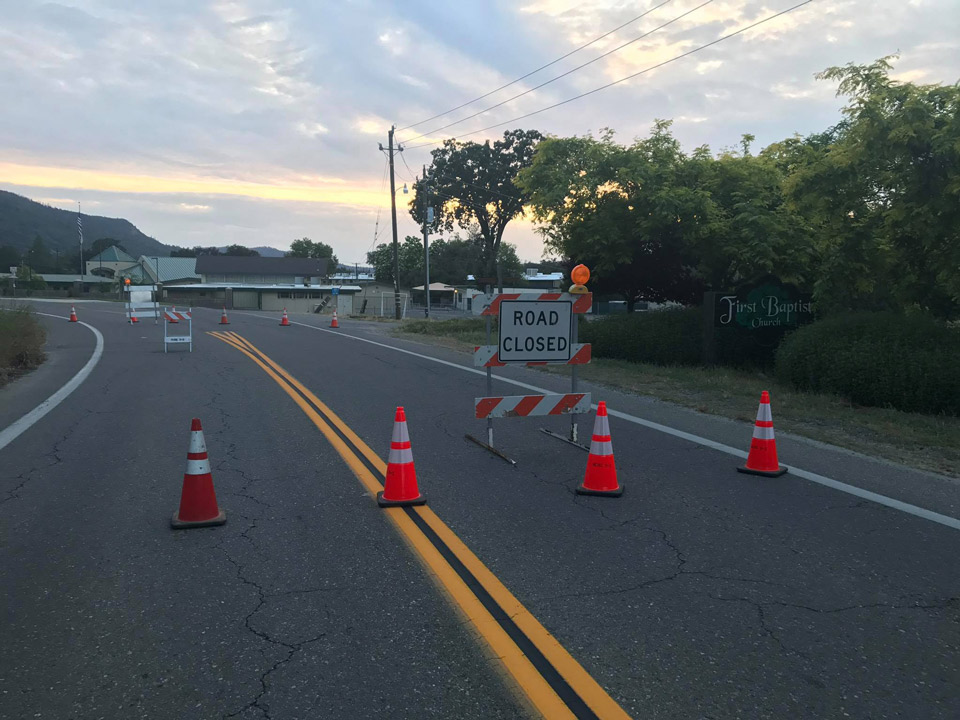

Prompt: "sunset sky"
[2,0,957,263]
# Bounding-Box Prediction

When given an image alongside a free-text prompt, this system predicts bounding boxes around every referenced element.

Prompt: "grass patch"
[0,306,46,387]
[396,318,960,477]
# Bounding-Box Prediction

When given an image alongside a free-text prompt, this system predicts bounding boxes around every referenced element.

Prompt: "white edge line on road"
[0,313,105,453]
[233,311,960,532]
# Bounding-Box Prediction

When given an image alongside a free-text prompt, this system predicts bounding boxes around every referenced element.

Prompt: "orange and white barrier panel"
[475,392,590,419]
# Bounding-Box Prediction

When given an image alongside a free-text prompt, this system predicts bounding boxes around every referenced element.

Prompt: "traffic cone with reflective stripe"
[737,391,787,477]
[330,309,339,328]
[377,406,426,507]
[172,418,226,528]
[169,306,179,323]
[577,401,623,497]
[279,308,290,326]
[219,307,230,325]
[68,305,78,322]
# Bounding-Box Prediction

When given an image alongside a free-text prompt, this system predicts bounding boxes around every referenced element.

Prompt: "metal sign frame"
[470,291,593,458]
[163,308,193,353]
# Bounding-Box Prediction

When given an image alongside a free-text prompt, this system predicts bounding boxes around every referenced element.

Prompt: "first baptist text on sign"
[498,301,572,362]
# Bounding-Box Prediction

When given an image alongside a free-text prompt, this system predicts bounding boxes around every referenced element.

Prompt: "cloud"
[1,0,957,265]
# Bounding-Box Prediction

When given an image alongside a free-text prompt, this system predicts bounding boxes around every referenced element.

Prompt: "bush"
[0,306,46,384]
[580,308,702,365]
[775,312,960,414]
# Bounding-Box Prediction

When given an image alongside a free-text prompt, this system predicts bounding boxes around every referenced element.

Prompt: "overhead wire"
[396,0,679,133]
[399,0,706,144]
[403,0,816,150]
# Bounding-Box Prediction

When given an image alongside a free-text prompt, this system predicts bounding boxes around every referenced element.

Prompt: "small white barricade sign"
[498,300,572,363]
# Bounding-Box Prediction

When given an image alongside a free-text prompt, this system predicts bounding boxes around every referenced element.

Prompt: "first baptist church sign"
[715,276,813,330]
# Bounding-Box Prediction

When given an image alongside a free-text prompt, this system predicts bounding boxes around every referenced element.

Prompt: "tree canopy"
[410,129,541,288]
[517,58,959,318]
[287,237,338,267]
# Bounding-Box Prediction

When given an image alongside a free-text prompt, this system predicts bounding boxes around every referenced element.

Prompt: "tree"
[287,237,338,268]
[367,231,522,289]
[223,244,260,257]
[518,125,708,308]
[170,246,221,257]
[410,129,542,289]
[88,238,125,257]
[774,57,960,317]
[25,236,55,274]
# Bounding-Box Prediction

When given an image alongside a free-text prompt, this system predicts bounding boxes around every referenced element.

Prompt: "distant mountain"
[0,190,172,257]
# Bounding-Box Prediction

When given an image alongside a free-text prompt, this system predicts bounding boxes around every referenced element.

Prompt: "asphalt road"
[1,300,958,719]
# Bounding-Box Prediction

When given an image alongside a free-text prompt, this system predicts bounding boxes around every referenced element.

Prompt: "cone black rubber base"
[376,491,427,507]
[576,484,624,497]
[737,465,788,477]
[171,509,227,529]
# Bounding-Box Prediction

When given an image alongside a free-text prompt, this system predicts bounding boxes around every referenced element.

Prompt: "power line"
[400,0,705,144]
[396,0,679,134]
[405,0,816,150]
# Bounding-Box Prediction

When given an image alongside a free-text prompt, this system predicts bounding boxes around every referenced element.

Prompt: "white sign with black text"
[498,300,572,363]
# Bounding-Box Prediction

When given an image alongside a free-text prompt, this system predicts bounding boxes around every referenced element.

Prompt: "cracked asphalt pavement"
[1,301,958,719]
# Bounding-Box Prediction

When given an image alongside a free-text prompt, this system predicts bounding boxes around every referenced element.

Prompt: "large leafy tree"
[772,57,960,317]
[25,236,56,274]
[222,244,260,257]
[287,237,338,268]
[367,232,523,288]
[410,129,541,289]
[518,124,709,308]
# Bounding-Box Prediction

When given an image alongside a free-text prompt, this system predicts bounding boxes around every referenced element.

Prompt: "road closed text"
[498,301,572,362]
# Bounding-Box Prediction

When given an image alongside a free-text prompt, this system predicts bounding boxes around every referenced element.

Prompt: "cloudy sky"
[1,0,957,263]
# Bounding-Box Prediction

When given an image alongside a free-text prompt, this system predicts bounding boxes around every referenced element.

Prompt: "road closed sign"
[498,300,572,363]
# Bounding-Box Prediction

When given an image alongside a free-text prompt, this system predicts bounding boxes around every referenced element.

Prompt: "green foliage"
[775,312,960,414]
[411,129,542,282]
[366,233,522,288]
[222,244,260,257]
[25,236,55,273]
[15,265,47,290]
[579,309,703,366]
[769,57,960,317]
[400,318,490,346]
[287,237,337,267]
[518,123,809,308]
[0,306,46,383]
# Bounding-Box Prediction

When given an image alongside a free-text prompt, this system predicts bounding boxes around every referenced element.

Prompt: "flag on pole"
[78,202,83,277]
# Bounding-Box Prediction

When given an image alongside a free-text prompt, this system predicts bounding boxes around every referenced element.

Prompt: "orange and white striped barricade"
[163,308,192,353]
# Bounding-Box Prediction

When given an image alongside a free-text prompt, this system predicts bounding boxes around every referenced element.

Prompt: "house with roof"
[165,255,361,315]
[85,246,137,278]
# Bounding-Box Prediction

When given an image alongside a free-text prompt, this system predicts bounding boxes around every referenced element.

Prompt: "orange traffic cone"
[330,309,339,328]
[171,418,227,528]
[377,406,426,507]
[169,306,179,323]
[219,307,230,325]
[130,310,139,324]
[577,401,623,497]
[68,305,78,322]
[737,391,787,477]
[279,308,290,326]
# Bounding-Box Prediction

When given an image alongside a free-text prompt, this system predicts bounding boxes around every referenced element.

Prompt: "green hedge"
[580,308,703,366]
[775,312,960,414]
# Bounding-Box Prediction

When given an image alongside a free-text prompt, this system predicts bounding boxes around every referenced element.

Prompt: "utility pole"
[386,126,402,320]
[422,164,430,319]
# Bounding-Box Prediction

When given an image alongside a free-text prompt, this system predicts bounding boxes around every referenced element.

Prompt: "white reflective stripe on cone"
[752,425,775,440]
[598,414,611,436]
[388,447,415,464]
[756,403,773,422]
[590,440,614,456]
[185,458,211,475]
[188,431,207,454]
[392,421,411,444]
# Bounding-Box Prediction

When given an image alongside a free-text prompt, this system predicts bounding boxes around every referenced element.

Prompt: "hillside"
[0,190,171,257]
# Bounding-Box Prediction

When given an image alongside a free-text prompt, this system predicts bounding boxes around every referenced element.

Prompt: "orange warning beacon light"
[569,264,590,294]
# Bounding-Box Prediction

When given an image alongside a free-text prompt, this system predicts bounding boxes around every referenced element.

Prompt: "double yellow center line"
[209,330,631,720]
